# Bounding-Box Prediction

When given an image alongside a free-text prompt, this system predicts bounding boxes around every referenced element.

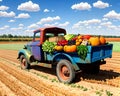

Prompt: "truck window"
[34,32,40,41]
[45,33,54,40]
[58,33,65,36]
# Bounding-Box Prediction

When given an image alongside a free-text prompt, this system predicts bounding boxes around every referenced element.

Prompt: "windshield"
[33,31,40,41]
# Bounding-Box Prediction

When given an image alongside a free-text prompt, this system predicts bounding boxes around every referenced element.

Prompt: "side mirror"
[23,45,27,49]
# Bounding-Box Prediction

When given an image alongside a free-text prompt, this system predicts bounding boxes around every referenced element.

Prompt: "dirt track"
[0,50,120,96]
[106,38,120,42]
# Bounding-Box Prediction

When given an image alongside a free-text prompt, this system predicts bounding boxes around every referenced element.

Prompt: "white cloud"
[0,5,9,10]
[102,18,108,21]
[86,19,101,24]
[25,29,33,33]
[43,22,70,28]
[101,21,112,25]
[86,26,92,29]
[97,26,102,29]
[59,21,70,27]
[0,0,2,2]
[43,24,55,27]
[15,13,30,18]
[108,25,117,30]
[0,11,15,17]
[8,19,15,22]
[76,19,101,25]
[11,27,23,31]
[93,1,109,9]
[43,22,58,27]
[37,16,60,24]
[0,25,9,30]
[17,1,40,12]
[44,9,49,12]
[100,21,118,30]
[28,23,39,29]
[100,21,112,27]
[72,19,101,29]
[19,24,24,27]
[104,10,120,20]
[71,2,91,10]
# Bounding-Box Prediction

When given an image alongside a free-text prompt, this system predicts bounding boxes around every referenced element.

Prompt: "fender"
[18,49,32,63]
[52,53,80,71]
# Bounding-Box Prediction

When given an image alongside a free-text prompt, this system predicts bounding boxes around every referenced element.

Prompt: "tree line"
[0,34,32,38]
[0,34,120,38]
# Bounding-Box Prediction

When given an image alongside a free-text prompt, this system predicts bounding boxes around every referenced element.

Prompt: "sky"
[0,0,120,36]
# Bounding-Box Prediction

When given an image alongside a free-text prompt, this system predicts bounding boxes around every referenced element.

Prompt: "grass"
[0,43,25,50]
[109,42,120,52]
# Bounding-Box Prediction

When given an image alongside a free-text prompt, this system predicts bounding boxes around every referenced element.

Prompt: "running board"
[38,63,52,68]
[31,62,52,68]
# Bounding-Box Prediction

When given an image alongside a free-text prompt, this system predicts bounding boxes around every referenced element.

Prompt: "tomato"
[83,35,91,40]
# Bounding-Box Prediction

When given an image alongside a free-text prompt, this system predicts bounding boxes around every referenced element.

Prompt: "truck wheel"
[20,55,30,69]
[56,60,75,83]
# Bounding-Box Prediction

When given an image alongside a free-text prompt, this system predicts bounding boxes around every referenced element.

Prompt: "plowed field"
[106,38,120,42]
[0,49,120,96]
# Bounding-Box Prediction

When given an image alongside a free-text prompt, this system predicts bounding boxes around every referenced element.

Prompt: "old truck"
[17,27,113,83]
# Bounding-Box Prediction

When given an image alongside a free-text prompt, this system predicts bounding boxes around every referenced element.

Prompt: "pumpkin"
[64,45,77,52]
[99,36,106,45]
[89,37,100,46]
[54,46,63,51]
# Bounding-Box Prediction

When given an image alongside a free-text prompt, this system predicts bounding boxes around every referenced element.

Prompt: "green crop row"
[0,43,25,50]
[109,42,120,52]
[0,38,32,41]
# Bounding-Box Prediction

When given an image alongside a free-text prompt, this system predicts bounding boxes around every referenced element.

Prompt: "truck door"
[31,31,41,61]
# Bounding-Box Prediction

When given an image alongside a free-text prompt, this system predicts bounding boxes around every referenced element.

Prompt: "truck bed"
[46,44,113,64]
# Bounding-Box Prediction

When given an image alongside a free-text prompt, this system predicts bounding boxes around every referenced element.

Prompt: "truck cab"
[28,27,66,61]
[18,27,66,62]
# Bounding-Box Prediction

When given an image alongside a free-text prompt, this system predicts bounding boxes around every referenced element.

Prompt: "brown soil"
[0,50,120,96]
[105,38,120,42]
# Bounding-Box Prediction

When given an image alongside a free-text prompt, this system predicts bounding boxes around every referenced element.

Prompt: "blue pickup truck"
[17,27,113,83]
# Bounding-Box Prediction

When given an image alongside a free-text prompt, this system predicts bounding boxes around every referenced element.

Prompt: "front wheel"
[20,55,30,69]
[56,60,75,83]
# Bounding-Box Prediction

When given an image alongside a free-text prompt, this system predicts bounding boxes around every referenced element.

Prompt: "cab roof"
[33,27,66,34]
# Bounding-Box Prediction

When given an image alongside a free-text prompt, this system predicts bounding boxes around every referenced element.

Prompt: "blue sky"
[0,0,120,36]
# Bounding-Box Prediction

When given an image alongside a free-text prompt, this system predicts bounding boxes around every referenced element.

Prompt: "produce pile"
[42,34,106,59]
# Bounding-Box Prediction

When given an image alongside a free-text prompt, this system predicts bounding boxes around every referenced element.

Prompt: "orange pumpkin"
[99,36,106,45]
[64,45,77,52]
[54,46,63,51]
[89,37,100,46]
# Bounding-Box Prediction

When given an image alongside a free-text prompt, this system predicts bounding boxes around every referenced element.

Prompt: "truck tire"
[56,60,75,83]
[20,55,30,69]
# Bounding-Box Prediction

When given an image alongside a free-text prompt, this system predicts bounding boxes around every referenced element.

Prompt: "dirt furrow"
[1,58,120,96]
[0,67,44,96]
[106,61,120,65]
[0,80,16,96]
[0,55,18,62]
[0,59,80,96]
[1,56,120,89]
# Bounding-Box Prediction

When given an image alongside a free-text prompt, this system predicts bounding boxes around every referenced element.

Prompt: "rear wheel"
[20,55,30,69]
[56,60,75,83]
